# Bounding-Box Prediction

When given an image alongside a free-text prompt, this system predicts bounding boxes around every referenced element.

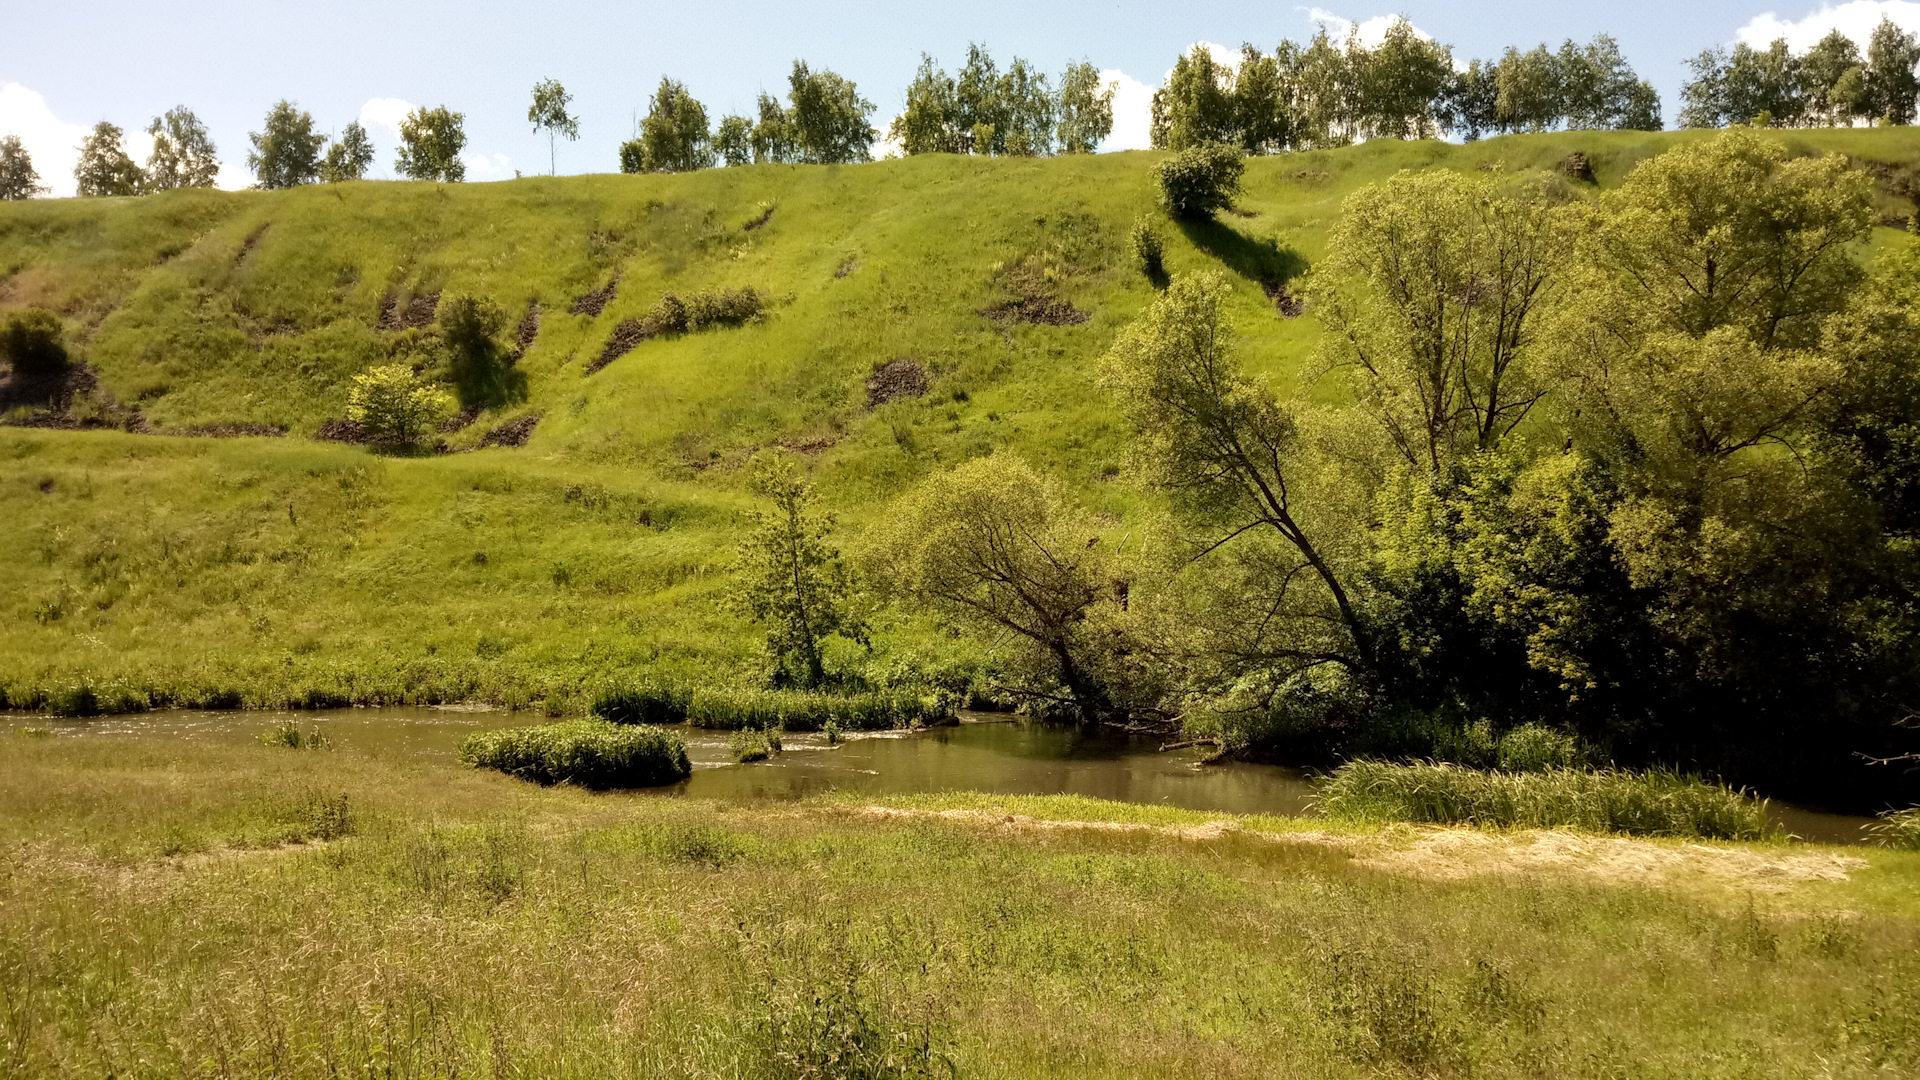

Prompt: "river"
[11,706,1876,844]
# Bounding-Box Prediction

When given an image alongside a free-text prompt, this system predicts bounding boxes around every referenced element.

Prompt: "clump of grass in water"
[1868,806,1920,850]
[458,719,690,788]
[1317,761,1773,840]
[259,721,332,750]
[731,726,782,763]
[593,681,956,732]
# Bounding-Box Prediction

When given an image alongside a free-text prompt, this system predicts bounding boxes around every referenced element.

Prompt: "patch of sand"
[848,805,1867,893]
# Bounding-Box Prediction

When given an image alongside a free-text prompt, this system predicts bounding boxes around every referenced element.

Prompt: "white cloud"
[1301,7,1435,47]
[0,84,89,198]
[1101,68,1157,151]
[461,151,515,181]
[358,97,418,136]
[1737,1,1920,51]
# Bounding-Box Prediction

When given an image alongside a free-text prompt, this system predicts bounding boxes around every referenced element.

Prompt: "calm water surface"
[13,707,1875,844]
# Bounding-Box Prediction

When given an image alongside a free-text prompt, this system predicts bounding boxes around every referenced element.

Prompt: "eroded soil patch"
[569,278,619,317]
[866,358,930,406]
[377,291,440,331]
[476,413,540,448]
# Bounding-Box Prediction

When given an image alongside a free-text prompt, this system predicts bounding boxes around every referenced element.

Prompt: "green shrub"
[1317,761,1773,840]
[687,687,954,731]
[1129,216,1165,277]
[1154,142,1244,220]
[730,726,781,762]
[1868,807,1920,850]
[1495,723,1584,772]
[458,719,690,788]
[260,722,332,750]
[592,680,690,725]
[1,310,69,378]
[345,364,454,447]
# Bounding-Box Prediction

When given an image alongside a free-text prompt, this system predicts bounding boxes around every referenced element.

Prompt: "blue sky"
[5,1,1920,195]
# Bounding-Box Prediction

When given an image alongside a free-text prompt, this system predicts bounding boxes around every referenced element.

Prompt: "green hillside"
[5,128,1920,711]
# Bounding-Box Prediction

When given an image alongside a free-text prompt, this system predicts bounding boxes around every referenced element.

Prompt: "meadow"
[3,724,1918,1078]
[6,128,1920,711]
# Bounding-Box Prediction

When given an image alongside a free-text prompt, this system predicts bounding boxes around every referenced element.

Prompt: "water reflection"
[15,707,1877,843]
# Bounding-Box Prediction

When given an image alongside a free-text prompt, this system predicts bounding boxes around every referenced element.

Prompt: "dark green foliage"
[74,122,144,196]
[396,106,466,182]
[458,719,691,787]
[2,310,69,378]
[1154,142,1243,220]
[248,101,325,189]
[1151,46,1236,150]
[321,122,374,183]
[626,77,713,173]
[1680,20,1920,129]
[439,295,525,409]
[714,115,753,166]
[1128,216,1164,278]
[1055,61,1114,153]
[729,726,780,762]
[645,287,763,334]
[1318,761,1774,839]
[0,135,46,200]
[592,680,690,725]
[730,452,864,687]
[786,61,876,164]
[592,680,955,731]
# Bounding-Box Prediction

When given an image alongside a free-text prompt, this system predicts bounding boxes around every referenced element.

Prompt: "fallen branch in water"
[1159,738,1221,753]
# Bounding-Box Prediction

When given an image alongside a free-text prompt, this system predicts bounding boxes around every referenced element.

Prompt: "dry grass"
[3,730,1920,1078]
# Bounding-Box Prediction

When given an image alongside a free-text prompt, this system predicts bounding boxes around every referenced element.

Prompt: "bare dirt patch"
[1559,151,1595,183]
[314,418,368,443]
[377,291,440,331]
[569,277,619,317]
[1263,281,1305,317]
[742,205,775,231]
[476,413,540,448]
[866,358,930,406]
[161,422,288,438]
[512,300,540,358]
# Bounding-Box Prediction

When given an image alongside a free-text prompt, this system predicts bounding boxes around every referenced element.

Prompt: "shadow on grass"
[1176,217,1308,291]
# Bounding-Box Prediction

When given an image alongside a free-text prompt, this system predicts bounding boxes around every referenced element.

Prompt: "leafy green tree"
[996,57,1054,156]
[871,453,1117,720]
[247,101,325,189]
[320,122,374,182]
[731,452,864,688]
[1278,29,1360,148]
[144,106,219,190]
[892,55,965,154]
[1357,17,1452,139]
[1866,17,1920,124]
[1231,45,1289,153]
[750,92,799,163]
[714,114,754,166]
[1437,59,1499,140]
[1,310,68,377]
[528,78,579,176]
[1153,142,1243,220]
[628,77,713,172]
[345,364,453,447]
[1055,60,1114,153]
[1151,45,1236,150]
[1495,45,1562,132]
[439,296,523,408]
[954,44,1002,149]
[74,122,145,196]
[0,136,47,200]
[1800,30,1867,126]
[786,61,875,164]
[395,106,466,182]
[1101,271,1373,675]
[1309,171,1573,470]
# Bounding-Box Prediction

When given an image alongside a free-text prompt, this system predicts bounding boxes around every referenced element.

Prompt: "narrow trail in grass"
[847,803,1869,892]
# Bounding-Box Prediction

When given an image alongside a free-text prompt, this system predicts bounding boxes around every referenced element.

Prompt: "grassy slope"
[4,128,1920,708]
[3,728,1917,1077]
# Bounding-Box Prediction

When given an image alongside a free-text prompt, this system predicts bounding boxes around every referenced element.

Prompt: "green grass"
[457,718,691,787]
[1871,807,1920,850]
[3,728,1919,1077]
[4,129,1920,709]
[1317,760,1775,840]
